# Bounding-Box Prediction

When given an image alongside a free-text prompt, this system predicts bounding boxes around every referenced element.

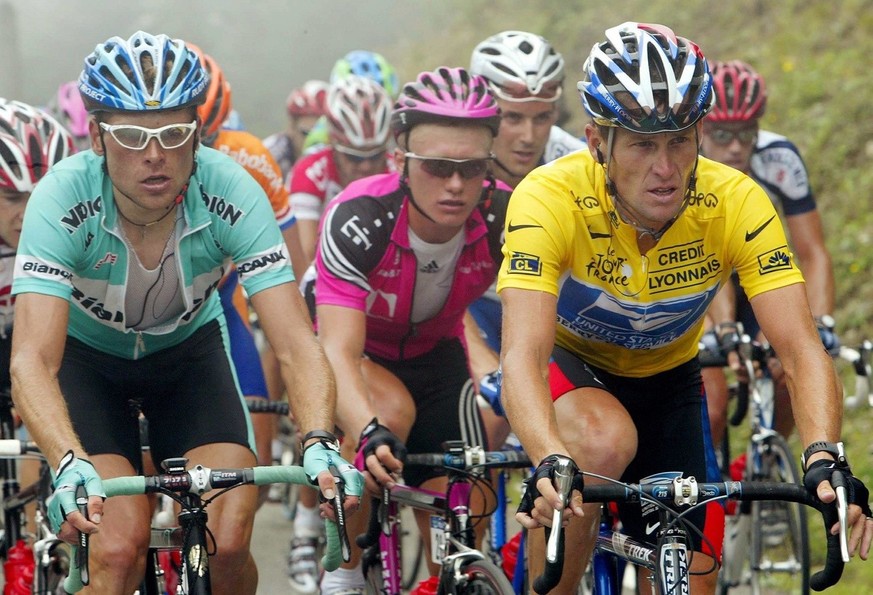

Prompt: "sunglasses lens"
[458,160,488,179]
[159,126,195,149]
[709,128,756,146]
[111,127,148,149]
[420,159,455,178]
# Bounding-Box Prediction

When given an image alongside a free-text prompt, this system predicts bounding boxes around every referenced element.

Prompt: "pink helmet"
[48,81,90,139]
[287,80,329,118]
[391,67,501,138]
[708,60,767,123]
[0,99,75,193]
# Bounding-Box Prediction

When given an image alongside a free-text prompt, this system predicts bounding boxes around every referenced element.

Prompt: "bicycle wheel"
[362,544,387,594]
[748,434,810,595]
[450,559,514,595]
[400,504,425,590]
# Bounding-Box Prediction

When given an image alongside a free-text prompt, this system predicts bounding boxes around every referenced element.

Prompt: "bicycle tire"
[447,559,514,595]
[400,517,425,591]
[748,434,810,595]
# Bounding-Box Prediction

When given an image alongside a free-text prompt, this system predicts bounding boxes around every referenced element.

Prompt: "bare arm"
[10,292,79,467]
[785,211,835,317]
[463,310,499,386]
[296,218,320,267]
[751,283,841,448]
[281,223,310,281]
[250,282,334,435]
[315,303,374,441]
[500,287,566,464]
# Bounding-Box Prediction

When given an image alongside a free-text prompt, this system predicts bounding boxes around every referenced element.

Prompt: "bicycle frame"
[358,442,529,594]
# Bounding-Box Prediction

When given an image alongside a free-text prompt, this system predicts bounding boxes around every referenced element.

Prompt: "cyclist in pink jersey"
[314,67,511,595]
[287,76,393,265]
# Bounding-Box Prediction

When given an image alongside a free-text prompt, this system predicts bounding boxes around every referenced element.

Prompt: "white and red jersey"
[287,146,392,223]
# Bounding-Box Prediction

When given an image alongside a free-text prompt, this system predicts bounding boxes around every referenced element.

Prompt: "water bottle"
[3,539,35,595]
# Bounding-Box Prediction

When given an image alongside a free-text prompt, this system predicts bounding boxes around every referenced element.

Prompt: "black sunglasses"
[404,152,494,180]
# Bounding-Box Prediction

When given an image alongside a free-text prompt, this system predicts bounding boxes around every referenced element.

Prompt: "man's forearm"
[11,372,83,467]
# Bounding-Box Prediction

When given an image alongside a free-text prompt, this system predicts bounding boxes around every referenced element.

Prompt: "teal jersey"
[13,147,294,359]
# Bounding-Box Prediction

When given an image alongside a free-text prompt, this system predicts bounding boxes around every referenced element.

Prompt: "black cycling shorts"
[548,346,724,559]
[59,320,253,471]
[368,338,486,487]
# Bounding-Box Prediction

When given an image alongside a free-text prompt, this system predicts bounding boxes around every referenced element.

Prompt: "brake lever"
[547,458,572,563]
[830,470,850,562]
[75,485,90,585]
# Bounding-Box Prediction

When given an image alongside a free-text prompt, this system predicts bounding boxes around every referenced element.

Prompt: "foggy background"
[0,0,430,137]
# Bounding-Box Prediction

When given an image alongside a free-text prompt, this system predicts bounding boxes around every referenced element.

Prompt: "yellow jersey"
[497,150,804,377]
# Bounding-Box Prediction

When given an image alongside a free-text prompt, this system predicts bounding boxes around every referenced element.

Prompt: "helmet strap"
[399,162,437,224]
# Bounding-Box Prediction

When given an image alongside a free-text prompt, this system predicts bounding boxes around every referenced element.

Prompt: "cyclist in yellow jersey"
[498,22,872,595]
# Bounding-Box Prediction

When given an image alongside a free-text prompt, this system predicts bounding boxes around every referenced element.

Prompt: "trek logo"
[757,246,792,274]
[60,197,102,234]
[508,251,541,276]
[745,215,775,242]
[201,194,245,226]
[237,251,287,275]
[507,220,542,233]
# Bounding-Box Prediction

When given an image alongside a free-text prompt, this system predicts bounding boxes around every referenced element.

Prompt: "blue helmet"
[330,50,400,99]
[578,22,713,133]
[78,31,209,113]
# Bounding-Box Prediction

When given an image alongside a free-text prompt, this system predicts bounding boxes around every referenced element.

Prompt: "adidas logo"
[419,260,440,273]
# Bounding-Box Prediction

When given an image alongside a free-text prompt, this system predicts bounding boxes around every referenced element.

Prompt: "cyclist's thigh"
[373,339,485,488]
[360,357,416,440]
[143,321,254,466]
[549,346,638,470]
[58,337,143,466]
[90,453,152,556]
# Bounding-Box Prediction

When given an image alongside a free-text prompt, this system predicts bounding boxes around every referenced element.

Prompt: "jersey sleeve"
[288,151,329,221]
[724,175,806,300]
[496,170,575,297]
[313,196,385,311]
[210,164,296,295]
[12,170,84,300]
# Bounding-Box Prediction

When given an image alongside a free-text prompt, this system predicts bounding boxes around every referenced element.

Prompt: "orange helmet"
[188,43,233,144]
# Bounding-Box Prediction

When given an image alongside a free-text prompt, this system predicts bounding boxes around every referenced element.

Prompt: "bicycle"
[534,463,849,595]
[0,392,71,595]
[62,458,351,594]
[356,441,531,594]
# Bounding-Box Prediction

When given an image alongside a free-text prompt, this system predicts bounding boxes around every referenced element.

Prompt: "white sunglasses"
[99,120,198,150]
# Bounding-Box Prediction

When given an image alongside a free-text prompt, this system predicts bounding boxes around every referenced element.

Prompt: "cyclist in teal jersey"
[10,31,361,594]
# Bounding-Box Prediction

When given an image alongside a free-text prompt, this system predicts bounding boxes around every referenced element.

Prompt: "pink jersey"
[314,172,511,360]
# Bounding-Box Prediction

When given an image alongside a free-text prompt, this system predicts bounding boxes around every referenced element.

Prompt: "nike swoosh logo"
[744,215,776,242]
[645,521,660,535]
[507,221,543,233]
[588,227,610,239]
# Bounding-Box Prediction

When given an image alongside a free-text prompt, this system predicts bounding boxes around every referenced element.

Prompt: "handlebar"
[0,438,43,457]
[404,445,531,470]
[534,477,849,593]
[63,464,347,593]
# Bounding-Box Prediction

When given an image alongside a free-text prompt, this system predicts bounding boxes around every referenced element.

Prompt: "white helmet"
[470,30,564,102]
[325,75,392,148]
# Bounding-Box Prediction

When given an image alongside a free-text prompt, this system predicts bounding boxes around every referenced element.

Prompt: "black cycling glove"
[803,459,872,516]
[517,454,584,516]
[356,417,407,462]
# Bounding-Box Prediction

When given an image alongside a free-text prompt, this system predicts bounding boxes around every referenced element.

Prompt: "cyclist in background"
[190,45,308,503]
[314,67,510,595]
[300,49,400,155]
[498,22,872,594]
[262,80,329,180]
[44,81,91,152]
[288,75,392,265]
[465,30,585,448]
[10,31,361,594]
[700,59,837,445]
[0,97,74,395]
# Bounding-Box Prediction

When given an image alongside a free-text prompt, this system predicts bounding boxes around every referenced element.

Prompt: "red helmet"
[708,60,767,123]
[287,80,329,118]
